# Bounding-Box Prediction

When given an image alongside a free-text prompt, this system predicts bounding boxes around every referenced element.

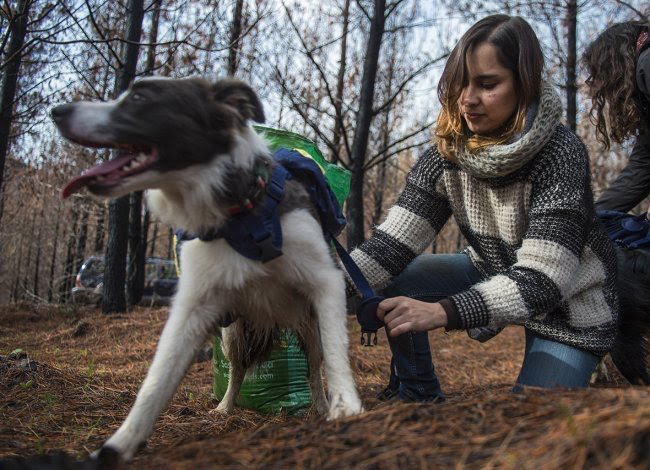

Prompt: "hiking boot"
[377,357,400,401]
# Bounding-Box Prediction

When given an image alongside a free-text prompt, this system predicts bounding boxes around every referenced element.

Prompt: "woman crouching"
[350,14,619,400]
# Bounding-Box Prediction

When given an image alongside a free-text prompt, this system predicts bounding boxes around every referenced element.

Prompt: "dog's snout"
[51,103,73,122]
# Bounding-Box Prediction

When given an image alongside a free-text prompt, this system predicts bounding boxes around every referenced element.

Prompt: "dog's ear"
[212,78,265,124]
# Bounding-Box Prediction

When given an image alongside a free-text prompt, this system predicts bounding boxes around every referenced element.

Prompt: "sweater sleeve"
[447,130,595,330]
[350,148,453,290]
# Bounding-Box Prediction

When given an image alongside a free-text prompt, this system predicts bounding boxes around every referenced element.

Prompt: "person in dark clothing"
[583,22,650,387]
[583,21,650,212]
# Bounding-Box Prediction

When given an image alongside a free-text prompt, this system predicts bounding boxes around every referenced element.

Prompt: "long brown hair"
[583,21,649,149]
[435,15,544,160]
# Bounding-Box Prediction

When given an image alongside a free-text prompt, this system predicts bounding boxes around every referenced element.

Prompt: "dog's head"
[52,77,265,199]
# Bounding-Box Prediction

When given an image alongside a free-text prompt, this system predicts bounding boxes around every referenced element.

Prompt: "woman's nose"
[461,86,479,106]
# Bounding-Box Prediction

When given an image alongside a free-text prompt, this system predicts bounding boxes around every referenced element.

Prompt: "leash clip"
[360,330,378,347]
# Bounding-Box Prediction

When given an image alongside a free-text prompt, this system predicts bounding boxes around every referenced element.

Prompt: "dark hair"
[435,15,544,159]
[583,21,649,149]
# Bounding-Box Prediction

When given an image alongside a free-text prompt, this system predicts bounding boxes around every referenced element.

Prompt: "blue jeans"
[382,254,600,401]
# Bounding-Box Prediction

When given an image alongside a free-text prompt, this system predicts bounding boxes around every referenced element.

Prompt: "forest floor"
[0,302,648,469]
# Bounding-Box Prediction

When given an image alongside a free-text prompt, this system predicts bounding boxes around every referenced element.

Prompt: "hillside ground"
[0,303,648,468]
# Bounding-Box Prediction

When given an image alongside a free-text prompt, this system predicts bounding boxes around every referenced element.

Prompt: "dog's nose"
[51,104,73,122]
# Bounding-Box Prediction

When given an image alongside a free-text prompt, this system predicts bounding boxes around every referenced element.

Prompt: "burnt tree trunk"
[126,0,162,306]
[0,0,30,198]
[102,0,145,313]
[127,193,145,305]
[94,203,106,253]
[346,0,386,249]
[149,222,158,257]
[331,0,350,165]
[227,0,244,76]
[47,202,63,302]
[60,207,79,303]
[74,205,89,280]
[20,209,38,299]
[565,0,577,132]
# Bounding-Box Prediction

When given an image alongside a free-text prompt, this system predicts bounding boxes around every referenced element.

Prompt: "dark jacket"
[596,48,650,212]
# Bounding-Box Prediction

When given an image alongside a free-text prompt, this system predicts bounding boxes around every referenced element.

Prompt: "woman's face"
[459,41,518,136]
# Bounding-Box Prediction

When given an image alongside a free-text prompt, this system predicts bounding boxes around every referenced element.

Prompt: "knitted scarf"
[455,82,563,178]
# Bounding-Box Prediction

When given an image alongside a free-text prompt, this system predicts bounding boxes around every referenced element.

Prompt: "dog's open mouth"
[61,145,159,199]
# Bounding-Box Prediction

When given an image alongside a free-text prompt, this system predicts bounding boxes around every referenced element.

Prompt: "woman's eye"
[481,83,496,90]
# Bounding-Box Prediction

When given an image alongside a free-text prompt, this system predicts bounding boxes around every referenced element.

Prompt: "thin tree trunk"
[11,227,26,301]
[372,37,396,226]
[227,0,244,76]
[167,227,173,259]
[346,0,386,249]
[74,205,89,279]
[331,0,350,165]
[48,202,63,302]
[94,202,106,253]
[126,0,162,306]
[0,0,30,196]
[21,209,38,299]
[102,0,145,314]
[127,192,145,305]
[149,222,158,257]
[60,207,79,303]
[566,0,577,132]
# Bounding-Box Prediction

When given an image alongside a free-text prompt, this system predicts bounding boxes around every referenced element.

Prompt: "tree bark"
[331,0,350,165]
[126,0,161,306]
[73,205,89,285]
[127,192,145,305]
[227,0,244,76]
[0,0,30,196]
[60,207,79,303]
[94,203,106,253]
[565,0,577,132]
[47,202,63,302]
[102,0,145,314]
[346,0,386,249]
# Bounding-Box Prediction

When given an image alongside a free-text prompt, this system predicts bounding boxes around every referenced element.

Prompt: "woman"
[350,14,619,402]
[583,20,650,212]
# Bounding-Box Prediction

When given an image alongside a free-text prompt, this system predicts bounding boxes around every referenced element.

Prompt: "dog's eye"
[130,92,145,102]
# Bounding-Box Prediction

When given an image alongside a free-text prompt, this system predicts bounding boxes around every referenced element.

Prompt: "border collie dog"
[52,77,363,460]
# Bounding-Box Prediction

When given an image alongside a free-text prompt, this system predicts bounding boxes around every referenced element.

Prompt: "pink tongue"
[61,153,135,199]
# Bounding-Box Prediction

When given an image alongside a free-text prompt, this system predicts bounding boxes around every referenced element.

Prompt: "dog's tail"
[611,246,650,385]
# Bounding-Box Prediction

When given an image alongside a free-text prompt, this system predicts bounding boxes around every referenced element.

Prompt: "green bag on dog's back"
[210,126,351,414]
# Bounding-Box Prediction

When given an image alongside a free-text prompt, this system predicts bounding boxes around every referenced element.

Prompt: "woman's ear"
[212,78,265,124]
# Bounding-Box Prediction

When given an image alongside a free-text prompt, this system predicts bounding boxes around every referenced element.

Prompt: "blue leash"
[331,237,385,346]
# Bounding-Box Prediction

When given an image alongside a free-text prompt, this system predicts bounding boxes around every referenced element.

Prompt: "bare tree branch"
[372,52,448,116]
[365,122,433,169]
[614,0,647,19]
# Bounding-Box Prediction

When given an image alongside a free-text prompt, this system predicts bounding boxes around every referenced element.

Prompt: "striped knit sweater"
[351,84,619,355]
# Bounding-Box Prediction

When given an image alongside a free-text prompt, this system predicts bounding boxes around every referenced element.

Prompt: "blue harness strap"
[177,147,385,344]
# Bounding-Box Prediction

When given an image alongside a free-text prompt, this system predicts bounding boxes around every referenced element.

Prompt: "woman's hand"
[377,297,448,337]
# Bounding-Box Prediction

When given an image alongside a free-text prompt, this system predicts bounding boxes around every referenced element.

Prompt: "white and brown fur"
[51,77,363,461]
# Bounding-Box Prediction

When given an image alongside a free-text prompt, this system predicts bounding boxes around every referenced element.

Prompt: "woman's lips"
[465,112,483,121]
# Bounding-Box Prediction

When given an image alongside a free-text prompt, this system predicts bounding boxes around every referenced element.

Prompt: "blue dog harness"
[176,148,384,345]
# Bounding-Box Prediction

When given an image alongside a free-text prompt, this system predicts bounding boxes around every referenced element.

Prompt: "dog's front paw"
[89,445,122,469]
[212,400,234,415]
[327,391,364,420]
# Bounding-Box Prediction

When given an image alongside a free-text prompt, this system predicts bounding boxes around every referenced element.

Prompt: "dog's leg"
[214,326,247,414]
[100,299,220,460]
[298,321,329,416]
[311,268,363,419]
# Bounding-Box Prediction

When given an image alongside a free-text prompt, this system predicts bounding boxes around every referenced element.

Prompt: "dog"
[51,77,364,461]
